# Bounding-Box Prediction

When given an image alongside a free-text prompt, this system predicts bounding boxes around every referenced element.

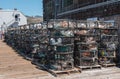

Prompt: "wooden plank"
[49,68,81,77]
[33,61,81,77]
[77,65,101,70]
[102,63,116,67]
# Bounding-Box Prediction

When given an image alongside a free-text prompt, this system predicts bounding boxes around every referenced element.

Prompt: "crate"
[74,20,100,68]
[47,19,75,71]
[98,21,118,66]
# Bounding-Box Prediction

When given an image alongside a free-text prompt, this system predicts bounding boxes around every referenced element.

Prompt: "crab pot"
[47,19,75,71]
[98,21,118,65]
[75,56,98,66]
[47,52,74,70]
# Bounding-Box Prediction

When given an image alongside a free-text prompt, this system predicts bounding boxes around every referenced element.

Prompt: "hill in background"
[26,15,43,24]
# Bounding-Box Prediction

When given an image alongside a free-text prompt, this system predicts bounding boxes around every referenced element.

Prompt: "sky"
[0,0,43,16]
